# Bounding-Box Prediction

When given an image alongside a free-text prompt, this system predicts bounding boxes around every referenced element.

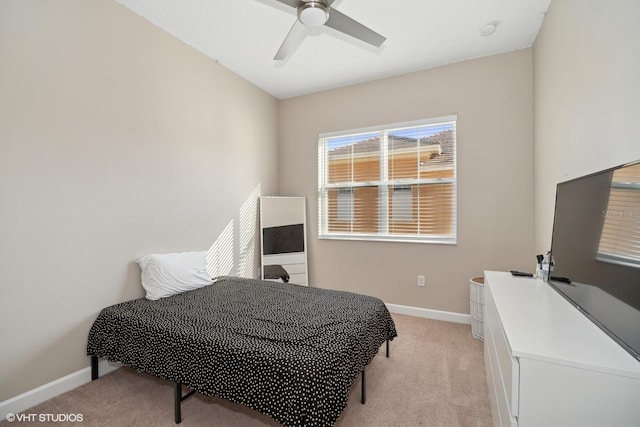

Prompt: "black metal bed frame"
[90,339,390,424]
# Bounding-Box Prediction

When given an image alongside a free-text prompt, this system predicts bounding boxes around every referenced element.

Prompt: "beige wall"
[13,0,630,405]
[279,50,535,314]
[0,0,279,401]
[533,0,640,253]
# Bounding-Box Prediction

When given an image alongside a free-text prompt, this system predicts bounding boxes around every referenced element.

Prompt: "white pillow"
[137,251,213,300]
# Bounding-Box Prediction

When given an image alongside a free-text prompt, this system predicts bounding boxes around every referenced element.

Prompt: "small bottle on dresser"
[535,254,543,279]
[541,251,554,281]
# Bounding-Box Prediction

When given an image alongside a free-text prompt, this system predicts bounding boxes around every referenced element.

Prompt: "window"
[337,188,354,221]
[392,186,413,222]
[318,116,457,243]
[597,162,640,268]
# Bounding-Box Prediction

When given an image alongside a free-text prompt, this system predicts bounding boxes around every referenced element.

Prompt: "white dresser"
[483,271,640,427]
[262,252,307,286]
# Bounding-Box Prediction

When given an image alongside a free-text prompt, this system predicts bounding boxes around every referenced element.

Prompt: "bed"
[87,276,397,426]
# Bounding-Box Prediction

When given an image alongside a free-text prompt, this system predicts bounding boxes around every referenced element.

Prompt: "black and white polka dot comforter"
[87,276,397,426]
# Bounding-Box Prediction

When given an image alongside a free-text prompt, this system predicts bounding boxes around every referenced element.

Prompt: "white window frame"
[318,116,457,244]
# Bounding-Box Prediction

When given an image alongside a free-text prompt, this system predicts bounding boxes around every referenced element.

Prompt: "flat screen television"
[262,223,305,255]
[549,159,640,362]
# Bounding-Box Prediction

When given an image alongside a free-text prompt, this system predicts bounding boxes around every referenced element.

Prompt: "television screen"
[262,223,305,255]
[549,160,640,362]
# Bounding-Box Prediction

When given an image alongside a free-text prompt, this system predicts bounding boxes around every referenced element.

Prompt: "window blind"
[597,163,640,267]
[318,116,457,243]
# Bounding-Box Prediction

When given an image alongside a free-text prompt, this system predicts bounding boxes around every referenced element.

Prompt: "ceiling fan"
[272,0,386,60]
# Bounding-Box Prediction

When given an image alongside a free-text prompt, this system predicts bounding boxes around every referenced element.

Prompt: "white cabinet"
[484,271,640,427]
[484,289,519,426]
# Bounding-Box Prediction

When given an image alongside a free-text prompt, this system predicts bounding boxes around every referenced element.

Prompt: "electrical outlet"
[417,275,426,287]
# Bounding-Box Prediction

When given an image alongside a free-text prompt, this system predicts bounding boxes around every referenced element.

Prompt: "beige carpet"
[3,314,492,426]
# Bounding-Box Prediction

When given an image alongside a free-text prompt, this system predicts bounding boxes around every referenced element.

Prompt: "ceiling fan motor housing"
[274,0,385,61]
[297,1,329,27]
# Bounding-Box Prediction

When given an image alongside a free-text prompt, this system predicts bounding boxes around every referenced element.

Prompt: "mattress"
[87,276,397,426]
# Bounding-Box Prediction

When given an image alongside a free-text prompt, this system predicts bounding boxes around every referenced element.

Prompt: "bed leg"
[361,370,366,404]
[386,339,389,358]
[91,356,99,380]
[174,382,196,423]
[174,383,183,424]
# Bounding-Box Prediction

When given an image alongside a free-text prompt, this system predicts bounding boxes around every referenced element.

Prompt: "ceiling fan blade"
[273,0,300,9]
[325,8,386,47]
[273,0,336,9]
[274,20,307,61]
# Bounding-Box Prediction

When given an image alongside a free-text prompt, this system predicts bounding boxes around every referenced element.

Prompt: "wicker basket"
[470,276,485,340]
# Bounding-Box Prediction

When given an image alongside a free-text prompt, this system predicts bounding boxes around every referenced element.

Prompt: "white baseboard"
[0,360,121,420]
[386,303,471,324]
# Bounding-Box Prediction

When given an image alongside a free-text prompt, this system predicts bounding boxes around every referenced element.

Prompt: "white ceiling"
[116,0,551,100]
